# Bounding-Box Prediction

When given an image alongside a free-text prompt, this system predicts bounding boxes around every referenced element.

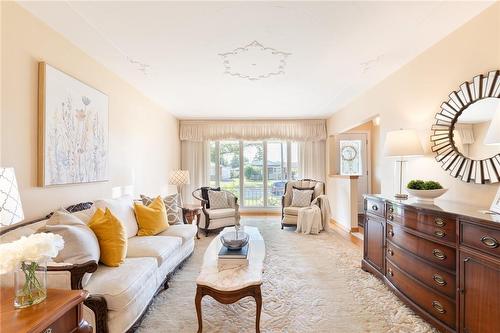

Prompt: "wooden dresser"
[362,194,500,333]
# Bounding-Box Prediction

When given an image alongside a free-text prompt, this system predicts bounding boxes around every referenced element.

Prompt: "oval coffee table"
[195,226,265,333]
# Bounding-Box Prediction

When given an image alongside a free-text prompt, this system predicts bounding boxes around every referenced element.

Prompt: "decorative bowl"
[220,230,249,250]
[406,188,448,203]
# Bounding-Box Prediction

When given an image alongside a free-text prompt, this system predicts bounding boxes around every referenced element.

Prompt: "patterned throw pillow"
[201,187,220,208]
[140,194,182,225]
[291,188,314,207]
[208,190,229,209]
[45,202,94,219]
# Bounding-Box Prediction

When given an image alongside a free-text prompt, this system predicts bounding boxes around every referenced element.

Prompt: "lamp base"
[395,193,408,200]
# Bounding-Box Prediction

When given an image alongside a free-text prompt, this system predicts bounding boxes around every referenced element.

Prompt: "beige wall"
[1,2,180,220]
[327,3,500,207]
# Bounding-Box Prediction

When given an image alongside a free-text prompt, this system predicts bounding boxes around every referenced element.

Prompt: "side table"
[182,204,202,239]
[0,288,91,333]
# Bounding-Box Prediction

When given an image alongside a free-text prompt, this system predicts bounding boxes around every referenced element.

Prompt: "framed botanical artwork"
[38,62,109,186]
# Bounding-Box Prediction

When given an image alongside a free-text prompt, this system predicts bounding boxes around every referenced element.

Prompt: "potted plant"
[0,233,64,308]
[406,179,448,203]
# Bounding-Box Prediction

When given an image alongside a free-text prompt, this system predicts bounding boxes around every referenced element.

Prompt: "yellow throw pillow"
[88,208,127,267]
[134,196,169,236]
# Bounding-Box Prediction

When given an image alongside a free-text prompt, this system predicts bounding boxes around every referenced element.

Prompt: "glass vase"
[14,260,47,308]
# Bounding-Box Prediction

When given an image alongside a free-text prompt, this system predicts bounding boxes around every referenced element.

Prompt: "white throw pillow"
[208,190,229,209]
[291,188,314,207]
[94,195,138,238]
[39,210,100,287]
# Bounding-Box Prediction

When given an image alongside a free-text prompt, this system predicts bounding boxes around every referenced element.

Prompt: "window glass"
[243,142,264,207]
[267,141,287,206]
[290,142,299,180]
[219,141,240,198]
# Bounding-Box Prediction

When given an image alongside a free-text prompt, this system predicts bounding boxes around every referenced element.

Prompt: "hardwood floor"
[329,221,363,248]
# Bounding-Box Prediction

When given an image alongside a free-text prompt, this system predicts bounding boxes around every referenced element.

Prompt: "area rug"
[137,217,437,333]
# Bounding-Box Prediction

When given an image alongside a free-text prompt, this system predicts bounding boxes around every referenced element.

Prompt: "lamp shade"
[0,167,25,226]
[484,103,500,145]
[383,129,424,157]
[168,170,190,186]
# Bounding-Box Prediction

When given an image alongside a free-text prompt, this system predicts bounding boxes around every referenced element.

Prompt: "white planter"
[406,188,448,203]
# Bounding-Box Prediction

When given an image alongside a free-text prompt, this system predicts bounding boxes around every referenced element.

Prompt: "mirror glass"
[453,97,500,160]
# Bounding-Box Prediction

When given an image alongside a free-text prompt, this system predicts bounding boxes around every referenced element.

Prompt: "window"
[209,140,299,208]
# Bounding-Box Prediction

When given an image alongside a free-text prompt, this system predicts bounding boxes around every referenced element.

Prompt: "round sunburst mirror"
[431,70,500,184]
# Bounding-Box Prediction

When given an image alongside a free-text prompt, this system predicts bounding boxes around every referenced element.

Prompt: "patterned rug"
[137,217,437,333]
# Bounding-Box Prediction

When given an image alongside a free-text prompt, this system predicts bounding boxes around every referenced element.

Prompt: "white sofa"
[0,196,197,333]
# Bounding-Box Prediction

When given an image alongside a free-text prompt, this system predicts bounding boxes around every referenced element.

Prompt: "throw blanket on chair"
[296,195,331,234]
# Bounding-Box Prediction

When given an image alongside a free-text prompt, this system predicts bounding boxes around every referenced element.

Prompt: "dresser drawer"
[43,305,79,333]
[366,198,384,218]
[386,261,456,329]
[387,207,455,243]
[461,222,500,258]
[386,240,456,298]
[387,222,456,270]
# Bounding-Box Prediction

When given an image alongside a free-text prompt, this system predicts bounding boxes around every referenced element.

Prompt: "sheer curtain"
[299,140,326,181]
[181,141,209,204]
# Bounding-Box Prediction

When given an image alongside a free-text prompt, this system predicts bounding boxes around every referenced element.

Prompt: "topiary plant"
[407,179,425,190]
[407,179,443,190]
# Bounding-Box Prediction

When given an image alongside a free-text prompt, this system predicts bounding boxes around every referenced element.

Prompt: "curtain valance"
[180,119,327,142]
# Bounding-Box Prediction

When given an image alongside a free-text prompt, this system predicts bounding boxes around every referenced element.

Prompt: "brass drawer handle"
[480,236,499,248]
[434,229,446,238]
[387,249,394,256]
[434,217,445,227]
[388,230,394,237]
[432,300,446,314]
[388,207,394,213]
[432,249,447,260]
[388,214,394,221]
[372,205,379,211]
[432,274,447,286]
[387,268,393,277]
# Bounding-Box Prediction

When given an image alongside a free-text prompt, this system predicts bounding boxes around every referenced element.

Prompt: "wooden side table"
[182,204,202,239]
[0,288,91,333]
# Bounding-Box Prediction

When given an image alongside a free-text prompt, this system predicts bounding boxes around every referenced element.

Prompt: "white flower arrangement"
[0,232,65,274]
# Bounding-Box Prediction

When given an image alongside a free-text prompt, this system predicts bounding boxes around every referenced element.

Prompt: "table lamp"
[383,129,424,199]
[168,170,190,207]
[0,167,25,226]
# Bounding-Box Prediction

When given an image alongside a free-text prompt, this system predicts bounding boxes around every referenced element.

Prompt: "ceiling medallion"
[219,41,291,81]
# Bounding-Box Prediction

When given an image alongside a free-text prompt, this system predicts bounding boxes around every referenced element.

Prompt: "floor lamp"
[169,170,190,207]
[383,129,424,199]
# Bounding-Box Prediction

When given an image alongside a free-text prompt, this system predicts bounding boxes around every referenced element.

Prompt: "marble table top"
[196,226,265,291]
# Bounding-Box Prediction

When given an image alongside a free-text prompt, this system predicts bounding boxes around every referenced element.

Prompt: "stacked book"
[218,244,249,270]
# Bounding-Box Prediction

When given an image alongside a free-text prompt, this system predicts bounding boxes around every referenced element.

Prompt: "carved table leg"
[195,212,201,239]
[255,286,262,333]
[195,286,203,333]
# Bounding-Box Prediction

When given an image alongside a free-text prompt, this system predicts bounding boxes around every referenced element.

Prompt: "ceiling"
[19,1,494,119]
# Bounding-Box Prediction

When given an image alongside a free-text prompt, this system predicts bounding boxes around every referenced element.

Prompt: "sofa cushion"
[158,224,197,244]
[208,190,230,209]
[41,210,100,265]
[126,236,181,266]
[141,194,183,225]
[88,208,128,267]
[291,188,314,207]
[85,257,157,311]
[94,195,138,238]
[284,206,300,216]
[207,208,235,219]
[134,197,169,236]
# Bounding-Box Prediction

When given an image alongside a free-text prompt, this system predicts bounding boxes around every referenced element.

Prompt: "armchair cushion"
[284,206,300,216]
[208,190,230,209]
[207,208,236,219]
[291,188,314,207]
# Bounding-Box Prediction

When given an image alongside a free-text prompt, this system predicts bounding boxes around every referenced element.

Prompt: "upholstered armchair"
[192,188,240,236]
[281,179,325,229]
